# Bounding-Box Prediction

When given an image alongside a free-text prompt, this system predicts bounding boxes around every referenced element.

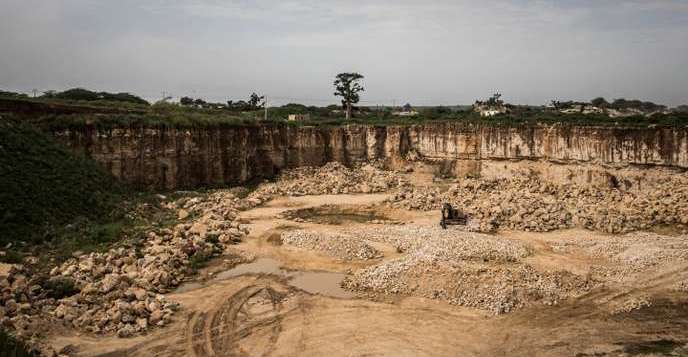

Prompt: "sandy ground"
[47,193,688,357]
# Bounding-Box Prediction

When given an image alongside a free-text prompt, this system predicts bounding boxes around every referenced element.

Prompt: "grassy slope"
[0,116,122,246]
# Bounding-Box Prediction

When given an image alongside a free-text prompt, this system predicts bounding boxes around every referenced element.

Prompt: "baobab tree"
[333,72,364,120]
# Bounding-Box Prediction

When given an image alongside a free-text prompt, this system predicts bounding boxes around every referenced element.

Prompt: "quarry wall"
[52,123,688,189]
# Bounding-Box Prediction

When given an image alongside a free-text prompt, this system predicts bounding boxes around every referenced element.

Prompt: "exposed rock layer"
[53,124,688,189]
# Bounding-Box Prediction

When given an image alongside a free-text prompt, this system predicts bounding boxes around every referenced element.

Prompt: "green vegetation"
[0,329,37,357]
[42,88,149,106]
[0,90,29,99]
[42,276,79,299]
[0,114,200,263]
[22,103,688,130]
[0,117,123,247]
[333,72,365,120]
[179,92,265,111]
[3,88,688,129]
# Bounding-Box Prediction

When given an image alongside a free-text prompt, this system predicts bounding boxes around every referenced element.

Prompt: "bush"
[189,250,212,270]
[43,276,80,299]
[0,329,37,357]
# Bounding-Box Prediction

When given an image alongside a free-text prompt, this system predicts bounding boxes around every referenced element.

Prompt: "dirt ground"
[47,192,688,357]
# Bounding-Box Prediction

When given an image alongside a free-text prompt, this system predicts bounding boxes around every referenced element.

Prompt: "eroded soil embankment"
[52,124,688,189]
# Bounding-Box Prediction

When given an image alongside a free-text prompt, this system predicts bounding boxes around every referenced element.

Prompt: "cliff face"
[53,123,688,189]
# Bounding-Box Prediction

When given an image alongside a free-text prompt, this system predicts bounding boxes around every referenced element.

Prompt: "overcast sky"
[1,0,687,106]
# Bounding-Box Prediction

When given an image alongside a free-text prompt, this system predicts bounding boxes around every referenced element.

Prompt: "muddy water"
[177,258,354,298]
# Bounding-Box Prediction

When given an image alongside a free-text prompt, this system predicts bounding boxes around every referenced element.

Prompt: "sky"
[1,0,687,106]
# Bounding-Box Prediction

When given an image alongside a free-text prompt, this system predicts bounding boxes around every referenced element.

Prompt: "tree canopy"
[333,72,364,119]
[42,88,149,105]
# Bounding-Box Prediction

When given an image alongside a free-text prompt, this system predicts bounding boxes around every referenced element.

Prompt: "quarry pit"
[29,160,687,357]
[3,123,688,356]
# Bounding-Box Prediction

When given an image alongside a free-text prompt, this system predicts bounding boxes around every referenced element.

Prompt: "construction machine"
[440,203,467,229]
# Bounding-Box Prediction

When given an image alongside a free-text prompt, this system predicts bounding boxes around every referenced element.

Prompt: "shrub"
[43,276,80,299]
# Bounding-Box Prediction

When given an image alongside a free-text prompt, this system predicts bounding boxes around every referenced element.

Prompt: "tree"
[47,88,148,105]
[248,92,265,109]
[180,96,194,106]
[333,72,364,120]
[675,105,688,113]
[486,93,503,106]
[591,97,609,108]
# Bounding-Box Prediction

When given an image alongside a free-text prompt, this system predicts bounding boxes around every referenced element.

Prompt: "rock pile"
[551,231,688,284]
[281,230,382,260]
[1,191,251,347]
[249,162,408,198]
[387,176,688,234]
[341,225,596,314]
[0,264,55,355]
[610,295,652,315]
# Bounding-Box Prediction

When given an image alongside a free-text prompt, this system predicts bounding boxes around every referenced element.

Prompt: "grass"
[0,116,123,247]
[0,329,37,357]
[0,116,187,267]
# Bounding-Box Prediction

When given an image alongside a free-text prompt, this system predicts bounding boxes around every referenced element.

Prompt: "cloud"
[0,0,686,105]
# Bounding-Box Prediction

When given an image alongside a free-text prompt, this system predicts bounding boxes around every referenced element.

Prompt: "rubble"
[610,295,652,315]
[247,162,408,199]
[551,231,688,283]
[281,230,382,260]
[1,190,251,346]
[341,225,596,314]
[386,176,688,234]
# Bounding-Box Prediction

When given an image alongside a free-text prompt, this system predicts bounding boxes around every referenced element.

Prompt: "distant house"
[393,110,419,117]
[473,93,509,117]
[557,102,604,115]
[288,114,310,121]
[473,103,508,117]
[393,103,419,117]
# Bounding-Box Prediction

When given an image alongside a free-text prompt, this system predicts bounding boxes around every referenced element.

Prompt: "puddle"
[177,258,354,298]
[282,205,392,225]
[214,258,283,279]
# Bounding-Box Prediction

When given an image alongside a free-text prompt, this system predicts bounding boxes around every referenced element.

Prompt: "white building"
[392,110,419,117]
[288,114,310,121]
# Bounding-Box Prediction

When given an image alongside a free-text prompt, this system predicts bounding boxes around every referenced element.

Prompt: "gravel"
[340,225,595,314]
[281,230,382,260]
[551,231,688,284]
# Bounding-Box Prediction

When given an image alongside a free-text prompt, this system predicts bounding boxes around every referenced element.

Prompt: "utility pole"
[264,96,268,120]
